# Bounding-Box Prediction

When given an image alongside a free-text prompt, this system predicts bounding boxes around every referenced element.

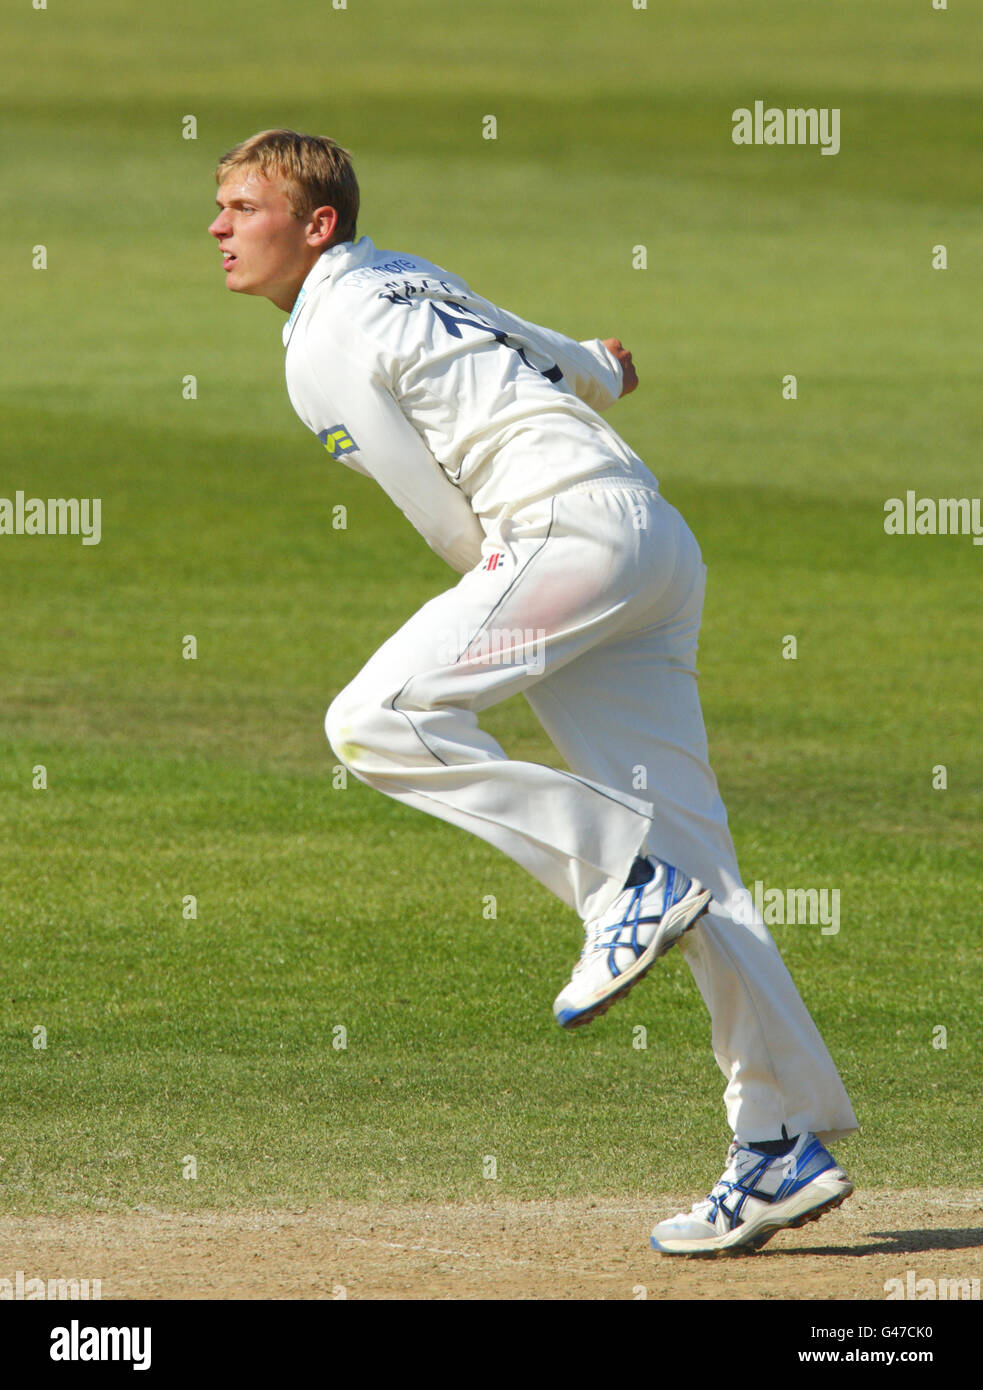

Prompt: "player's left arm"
[459,292,636,412]
[601,338,638,397]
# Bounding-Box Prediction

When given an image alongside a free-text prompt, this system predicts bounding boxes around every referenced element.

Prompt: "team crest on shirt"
[318,424,359,459]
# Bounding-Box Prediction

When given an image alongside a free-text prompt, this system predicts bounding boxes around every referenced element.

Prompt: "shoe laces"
[572,918,618,974]
[690,1139,748,1223]
[573,887,648,974]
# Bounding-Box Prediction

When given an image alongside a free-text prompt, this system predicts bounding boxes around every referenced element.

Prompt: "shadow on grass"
[778,1227,983,1258]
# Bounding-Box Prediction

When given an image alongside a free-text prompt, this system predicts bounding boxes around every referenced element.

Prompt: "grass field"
[2,0,981,1245]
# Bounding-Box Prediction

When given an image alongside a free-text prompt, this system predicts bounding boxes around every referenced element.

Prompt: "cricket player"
[209,129,858,1255]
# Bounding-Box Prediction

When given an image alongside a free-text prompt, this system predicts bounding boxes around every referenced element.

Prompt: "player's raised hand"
[602,338,638,397]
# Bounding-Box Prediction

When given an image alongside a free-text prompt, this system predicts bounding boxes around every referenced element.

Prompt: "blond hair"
[215,129,359,244]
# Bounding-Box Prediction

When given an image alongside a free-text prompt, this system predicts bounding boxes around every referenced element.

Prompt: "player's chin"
[224,270,260,297]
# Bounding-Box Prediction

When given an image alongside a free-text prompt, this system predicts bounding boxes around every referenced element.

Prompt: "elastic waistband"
[562,473,662,498]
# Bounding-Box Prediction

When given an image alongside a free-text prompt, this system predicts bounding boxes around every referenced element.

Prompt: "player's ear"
[307,205,340,248]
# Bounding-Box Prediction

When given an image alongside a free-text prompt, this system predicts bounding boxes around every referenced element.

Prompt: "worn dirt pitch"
[3,1190,982,1300]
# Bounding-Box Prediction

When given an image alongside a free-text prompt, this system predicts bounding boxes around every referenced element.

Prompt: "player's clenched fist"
[602,338,638,397]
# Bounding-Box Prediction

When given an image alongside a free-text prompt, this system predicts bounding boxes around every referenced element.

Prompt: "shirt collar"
[281,236,374,346]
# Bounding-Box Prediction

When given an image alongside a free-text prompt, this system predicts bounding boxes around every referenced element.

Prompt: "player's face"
[209,170,320,311]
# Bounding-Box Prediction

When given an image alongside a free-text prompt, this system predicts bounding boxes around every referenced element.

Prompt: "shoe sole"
[650,1174,854,1257]
[555,885,712,1030]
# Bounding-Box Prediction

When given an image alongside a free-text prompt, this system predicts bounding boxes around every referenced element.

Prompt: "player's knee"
[325,690,361,768]
[324,688,394,774]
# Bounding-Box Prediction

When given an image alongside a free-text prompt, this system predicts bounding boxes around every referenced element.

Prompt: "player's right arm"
[285,313,486,576]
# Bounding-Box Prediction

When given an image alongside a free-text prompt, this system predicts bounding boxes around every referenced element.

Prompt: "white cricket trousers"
[326,477,858,1146]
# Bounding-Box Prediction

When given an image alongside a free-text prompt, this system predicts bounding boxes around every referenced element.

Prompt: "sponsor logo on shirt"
[483,552,505,571]
[345,257,419,288]
[318,425,359,459]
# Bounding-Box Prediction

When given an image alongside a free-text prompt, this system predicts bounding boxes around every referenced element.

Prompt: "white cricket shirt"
[282,236,658,572]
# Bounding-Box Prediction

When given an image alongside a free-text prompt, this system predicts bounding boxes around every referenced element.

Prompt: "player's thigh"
[525,638,742,892]
[328,492,654,723]
[520,495,711,788]
[324,557,557,744]
[524,630,710,802]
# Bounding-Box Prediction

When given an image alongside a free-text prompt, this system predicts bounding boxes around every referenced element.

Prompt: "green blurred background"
[1,0,980,1212]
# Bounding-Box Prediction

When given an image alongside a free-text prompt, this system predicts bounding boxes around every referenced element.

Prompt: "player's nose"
[208,213,229,237]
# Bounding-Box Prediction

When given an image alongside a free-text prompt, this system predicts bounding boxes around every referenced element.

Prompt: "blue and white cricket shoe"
[552,857,711,1029]
[650,1132,853,1256]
